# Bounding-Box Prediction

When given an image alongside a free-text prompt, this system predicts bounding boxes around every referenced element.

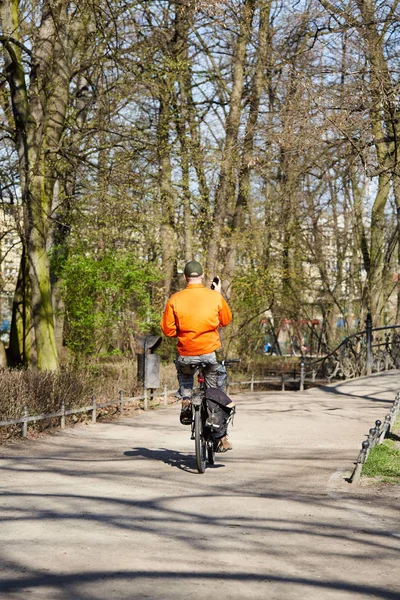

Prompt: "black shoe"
[180,400,192,425]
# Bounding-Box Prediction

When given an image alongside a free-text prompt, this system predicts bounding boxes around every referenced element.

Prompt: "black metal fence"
[349,391,400,483]
[300,316,400,390]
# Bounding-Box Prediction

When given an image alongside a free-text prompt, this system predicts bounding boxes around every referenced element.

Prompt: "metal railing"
[228,372,300,393]
[0,387,177,440]
[299,321,400,390]
[350,391,400,483]
[0,372,308,442]
[3,320,400,441]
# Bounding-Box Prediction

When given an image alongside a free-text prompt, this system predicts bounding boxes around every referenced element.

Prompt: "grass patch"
[362,439,400,482]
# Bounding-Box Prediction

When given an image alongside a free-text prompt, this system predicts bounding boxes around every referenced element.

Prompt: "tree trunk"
[318,0,399,324]
[223,0,272,295]
[0,0,77,369]
[172,1,195,261]
[8,249,34,366]
[206,0,256,278]
[157,92,176,297]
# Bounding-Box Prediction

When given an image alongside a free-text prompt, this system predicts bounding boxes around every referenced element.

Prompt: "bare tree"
[206,0,256,277]
[317,0,400,323]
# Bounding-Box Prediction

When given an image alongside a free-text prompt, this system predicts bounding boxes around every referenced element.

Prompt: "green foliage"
[60,250,161,356]
[158,335,178,364]
[231,268,277,314]
[227,266,279,361]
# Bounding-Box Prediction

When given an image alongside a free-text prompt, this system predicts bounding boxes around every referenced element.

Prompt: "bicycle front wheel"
[194,407,206,473]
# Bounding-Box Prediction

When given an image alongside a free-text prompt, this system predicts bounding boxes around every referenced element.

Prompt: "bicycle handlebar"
[223,358,241,367]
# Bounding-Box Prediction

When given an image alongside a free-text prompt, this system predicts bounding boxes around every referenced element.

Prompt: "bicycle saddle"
[187,362,208,369]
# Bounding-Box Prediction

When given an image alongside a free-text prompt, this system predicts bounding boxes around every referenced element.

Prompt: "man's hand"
[210,276,221,292]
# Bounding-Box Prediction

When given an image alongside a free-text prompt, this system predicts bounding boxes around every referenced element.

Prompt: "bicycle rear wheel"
[194,407,206,473]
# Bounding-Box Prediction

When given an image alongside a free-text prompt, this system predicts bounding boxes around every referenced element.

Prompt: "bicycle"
[188,358,240,473]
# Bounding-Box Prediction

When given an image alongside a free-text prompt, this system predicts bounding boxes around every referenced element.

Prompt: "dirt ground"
[0,371,399,599]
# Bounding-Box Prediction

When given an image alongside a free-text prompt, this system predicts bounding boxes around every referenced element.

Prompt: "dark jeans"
[175,352,227,399]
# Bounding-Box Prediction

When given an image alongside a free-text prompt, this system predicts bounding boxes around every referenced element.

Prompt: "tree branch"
[0,35,32,58]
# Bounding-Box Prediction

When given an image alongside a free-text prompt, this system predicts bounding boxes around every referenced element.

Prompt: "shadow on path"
[124,447,225,472]
[1,566,399,599]
[315,386,395,404]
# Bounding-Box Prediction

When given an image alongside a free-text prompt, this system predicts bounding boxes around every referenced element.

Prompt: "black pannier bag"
[204,388,236,438]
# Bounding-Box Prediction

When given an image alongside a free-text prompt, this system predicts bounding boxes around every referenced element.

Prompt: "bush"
[0,357,180,443]
[0,368,97,443]
[59,249,161,356]
[0,369,94,421]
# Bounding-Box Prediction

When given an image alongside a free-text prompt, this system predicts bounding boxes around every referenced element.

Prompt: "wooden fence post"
[92,395,97,423]
[163,385,167,407]
[61,400,65,429]
[300,360,305,391]
[22,406,28,438]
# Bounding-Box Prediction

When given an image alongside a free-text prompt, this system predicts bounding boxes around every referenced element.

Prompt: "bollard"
[350,439,370,483]
[350,462,363,483]
[379,414,391,444]
[368,427,378,449]
[361,438,371,463]
[22,406,28,438]
[163,384,167,407]
[250,374,254,393]
[144,386,148,411]
[92,395,97,423]
[119,390,124,416]
[281,374,285,391]
[61,400,65,429]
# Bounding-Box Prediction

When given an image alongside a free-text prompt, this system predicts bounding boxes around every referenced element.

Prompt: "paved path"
[1,372,399,599]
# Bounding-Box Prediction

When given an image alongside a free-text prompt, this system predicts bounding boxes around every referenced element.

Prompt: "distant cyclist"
[160,260,233,452]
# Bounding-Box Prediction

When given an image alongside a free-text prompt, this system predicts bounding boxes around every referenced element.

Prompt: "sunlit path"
[0,372,399,599]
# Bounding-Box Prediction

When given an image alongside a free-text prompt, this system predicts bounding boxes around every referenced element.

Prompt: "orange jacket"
[160,283,232,356]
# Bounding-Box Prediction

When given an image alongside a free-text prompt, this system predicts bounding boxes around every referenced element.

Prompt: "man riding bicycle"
[160,260,233,452]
